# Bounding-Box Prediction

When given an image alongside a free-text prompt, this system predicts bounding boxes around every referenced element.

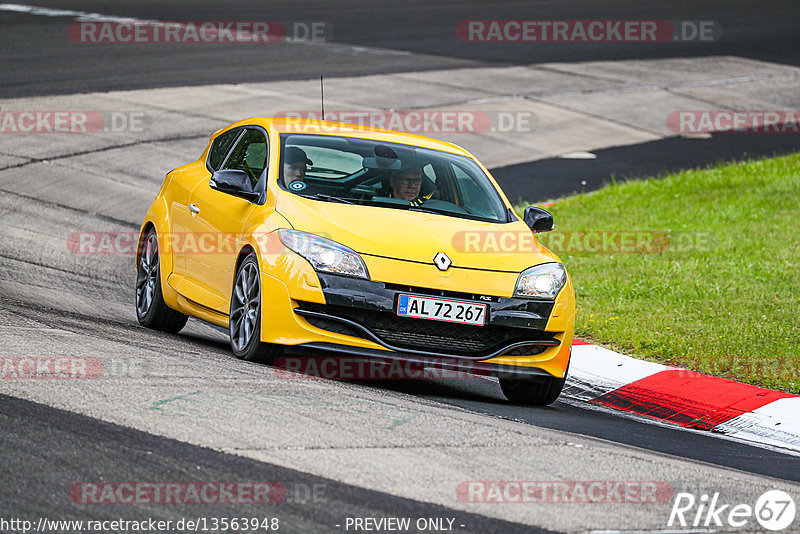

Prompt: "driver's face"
[284,162,306,184]
[391,171,422,201]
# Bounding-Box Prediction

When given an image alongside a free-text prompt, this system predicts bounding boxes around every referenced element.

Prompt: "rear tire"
[499,374,566,406]
[229,255,282,364]
[136,229,188,333]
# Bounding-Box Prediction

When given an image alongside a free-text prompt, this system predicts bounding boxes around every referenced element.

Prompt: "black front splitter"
[282,342,557,380]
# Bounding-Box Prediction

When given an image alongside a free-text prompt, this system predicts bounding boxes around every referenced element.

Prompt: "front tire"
[136,229,188,333]
[229,255,281,363]
[499,374,566,406]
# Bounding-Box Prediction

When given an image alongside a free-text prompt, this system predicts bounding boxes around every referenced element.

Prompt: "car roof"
[215,117,473,157]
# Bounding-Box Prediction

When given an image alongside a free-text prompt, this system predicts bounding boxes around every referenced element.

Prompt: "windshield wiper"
[360,198,495,221]
[408,206,446,215]
[363,199,451,216]
[311,194,355,204]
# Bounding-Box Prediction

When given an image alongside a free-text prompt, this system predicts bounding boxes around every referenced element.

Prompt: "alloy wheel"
[136,233,159,318]
[230,262,260,351]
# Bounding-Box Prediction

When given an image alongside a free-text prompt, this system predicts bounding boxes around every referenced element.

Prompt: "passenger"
[283,147,313,188]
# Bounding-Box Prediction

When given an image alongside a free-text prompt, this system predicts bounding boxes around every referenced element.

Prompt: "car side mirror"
[523,206,554,233]
[210,170,261,202]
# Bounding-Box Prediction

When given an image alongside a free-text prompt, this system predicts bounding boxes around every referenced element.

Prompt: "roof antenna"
[320,75,325,120]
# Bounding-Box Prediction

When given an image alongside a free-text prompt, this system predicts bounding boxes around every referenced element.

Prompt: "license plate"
[396,294,487,326]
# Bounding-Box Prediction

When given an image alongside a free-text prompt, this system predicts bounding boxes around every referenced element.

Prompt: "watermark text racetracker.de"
[70,481,287,505]
[72,230,324,256]
[0,357,102,379]
[273,356,483,381]
[457,481,674,504]
[0,357,163,380]
[69,20,331,43]
[276,110,538,134]
[452,230,711,254]
[0,111,149,134]
[457,20,721,42]
[70,231,260,255]
[668,110,800,134]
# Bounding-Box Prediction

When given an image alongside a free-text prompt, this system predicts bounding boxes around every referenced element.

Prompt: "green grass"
[519,153,800,393]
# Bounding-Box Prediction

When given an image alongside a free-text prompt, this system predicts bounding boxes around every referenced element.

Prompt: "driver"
[283,147,313,188]
[389,168,423,203]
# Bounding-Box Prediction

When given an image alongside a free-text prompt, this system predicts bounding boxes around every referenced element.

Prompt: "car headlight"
[278,229,369,279]
[514,263,567,299]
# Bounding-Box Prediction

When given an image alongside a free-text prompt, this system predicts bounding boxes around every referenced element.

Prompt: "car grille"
[296,301,555,357]
[503,344,549,356]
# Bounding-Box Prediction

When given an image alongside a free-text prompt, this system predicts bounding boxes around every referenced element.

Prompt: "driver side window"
[222,128,268,187]
[207,128,240,171]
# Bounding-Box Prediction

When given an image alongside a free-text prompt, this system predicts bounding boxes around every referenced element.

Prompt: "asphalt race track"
[2,0,800,97]
[1,2,799,533]
[0,394,546,534]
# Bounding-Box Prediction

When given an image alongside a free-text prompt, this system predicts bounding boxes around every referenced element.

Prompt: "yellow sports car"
[136,118,575,405]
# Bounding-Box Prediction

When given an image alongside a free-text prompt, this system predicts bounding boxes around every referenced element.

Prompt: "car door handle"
[189,203,200,214]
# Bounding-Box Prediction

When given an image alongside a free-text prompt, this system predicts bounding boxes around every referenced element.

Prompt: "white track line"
[0,3,149,22]
[0,3,410,53]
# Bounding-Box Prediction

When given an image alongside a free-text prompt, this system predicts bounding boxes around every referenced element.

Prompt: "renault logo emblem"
[433,252,452,271]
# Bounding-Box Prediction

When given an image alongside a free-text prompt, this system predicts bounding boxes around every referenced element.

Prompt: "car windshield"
[279,134,511,223]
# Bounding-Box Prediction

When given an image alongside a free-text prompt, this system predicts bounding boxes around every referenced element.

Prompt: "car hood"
[276,194,556,272]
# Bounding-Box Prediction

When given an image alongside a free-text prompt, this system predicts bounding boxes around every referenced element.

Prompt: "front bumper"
[296,273,560,359]
[281,273,573,378]
[257,241,574,378]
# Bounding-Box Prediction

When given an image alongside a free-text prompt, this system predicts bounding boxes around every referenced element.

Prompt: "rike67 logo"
[669,490,796,531]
